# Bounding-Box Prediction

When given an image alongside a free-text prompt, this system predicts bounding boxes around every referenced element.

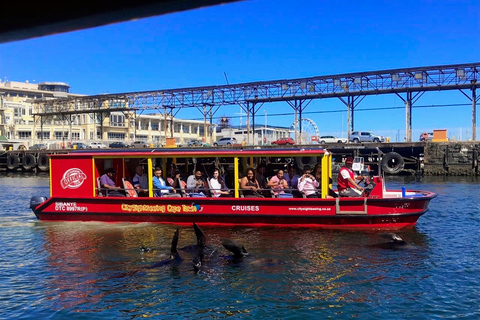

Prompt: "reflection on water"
[0,175,479,319]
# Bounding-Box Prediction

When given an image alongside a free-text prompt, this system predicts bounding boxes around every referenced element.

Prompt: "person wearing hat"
[100,168,125,197]
[337,157,365,197]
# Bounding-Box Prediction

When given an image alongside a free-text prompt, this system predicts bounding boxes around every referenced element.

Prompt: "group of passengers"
[100,156,367,198]
[239,165,320,198]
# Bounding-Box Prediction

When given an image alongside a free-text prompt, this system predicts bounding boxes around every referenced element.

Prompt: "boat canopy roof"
[50,147,327,158]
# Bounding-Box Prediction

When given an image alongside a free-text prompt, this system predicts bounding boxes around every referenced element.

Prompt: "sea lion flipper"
[193,223,206,247]
[171,228,180,257]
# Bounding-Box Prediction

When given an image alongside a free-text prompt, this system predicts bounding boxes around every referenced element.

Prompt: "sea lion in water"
[370,233,414,250]
[190,223,218,272]
[221,238,285,267]
[148,228,183,268]
[221,238,249,257]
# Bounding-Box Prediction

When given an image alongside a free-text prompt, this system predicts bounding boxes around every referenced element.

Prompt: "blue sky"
[0,0,479,140]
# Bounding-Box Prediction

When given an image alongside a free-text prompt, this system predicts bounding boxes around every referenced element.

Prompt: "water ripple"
[0,175,480,319]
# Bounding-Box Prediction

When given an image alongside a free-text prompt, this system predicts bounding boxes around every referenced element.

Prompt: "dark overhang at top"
[0,0,240,44]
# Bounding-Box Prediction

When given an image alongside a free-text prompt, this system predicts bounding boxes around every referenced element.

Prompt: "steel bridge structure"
[34,62,480,144]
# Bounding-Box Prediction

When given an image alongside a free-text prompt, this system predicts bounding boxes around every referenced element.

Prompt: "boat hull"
[32,193,435,230]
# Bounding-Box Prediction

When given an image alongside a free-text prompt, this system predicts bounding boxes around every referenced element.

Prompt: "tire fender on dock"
[295,156,317,170]
[22,153,36,171]
[381,152,404,174]
[37,154,49,171]
[7,154,20,170]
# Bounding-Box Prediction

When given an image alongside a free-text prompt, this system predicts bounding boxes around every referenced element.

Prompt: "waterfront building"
[216,125,292,145]
[0,80,215,148]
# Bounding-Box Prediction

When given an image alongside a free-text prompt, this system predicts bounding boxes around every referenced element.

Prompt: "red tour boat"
[30,148,436,230]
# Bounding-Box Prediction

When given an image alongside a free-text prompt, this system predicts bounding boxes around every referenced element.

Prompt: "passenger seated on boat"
[284,164,303,197]
[186,170,208,196]
[209,168,231,198]
[313,164,322,184]
[256,163,272,197]
[337,157,365,197]
[100,168,125,197]
[167,170,187,196]
[284,164,300,189]
[298,166,320,198]
[267,169,289,197]
[152,167,175,197]
[132,165,148,197]
[255,164,267,189]
[240,168,264,198]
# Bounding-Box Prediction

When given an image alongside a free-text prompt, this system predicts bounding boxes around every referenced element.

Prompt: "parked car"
[130,141,150,148]
[349,131,385,143]
[71,142,88,149]
[89,142,107,148]
[318,136,347,144]
[187,139,205,147]
[214,137,237,147]
[109,142,128,148]
[419,132,434,142]
[30,143,48,150]
[271,137,295,145]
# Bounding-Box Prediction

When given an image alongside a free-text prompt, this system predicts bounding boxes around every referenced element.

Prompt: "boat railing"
[95,183,317,199]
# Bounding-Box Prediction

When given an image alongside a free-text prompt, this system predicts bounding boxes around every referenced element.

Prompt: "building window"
[71,132,80,140]
[107,132,126,140]
[151,123,159,131]
[18,131,32,139]
[110,114,125,127]
[135,135,148,141]
[54,131,68,140]
[37,131,50,139]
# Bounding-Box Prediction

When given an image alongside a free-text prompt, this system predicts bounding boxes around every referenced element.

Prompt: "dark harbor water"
[0,174,479,319]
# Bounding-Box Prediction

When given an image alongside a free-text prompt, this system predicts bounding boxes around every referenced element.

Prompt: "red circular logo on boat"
[61,168,87,189]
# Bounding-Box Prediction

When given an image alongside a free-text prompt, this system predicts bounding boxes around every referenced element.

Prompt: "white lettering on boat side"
[60,168,87,189]
[231,205,260,212]
[54,202,88,212]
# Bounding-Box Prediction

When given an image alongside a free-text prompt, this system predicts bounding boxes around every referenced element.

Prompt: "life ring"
[295,156,317,170]
[22,154,36,171]
[381,152,404,174]
[37,154,49,171]
[7,154,20,170]
[421,132,428,142]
